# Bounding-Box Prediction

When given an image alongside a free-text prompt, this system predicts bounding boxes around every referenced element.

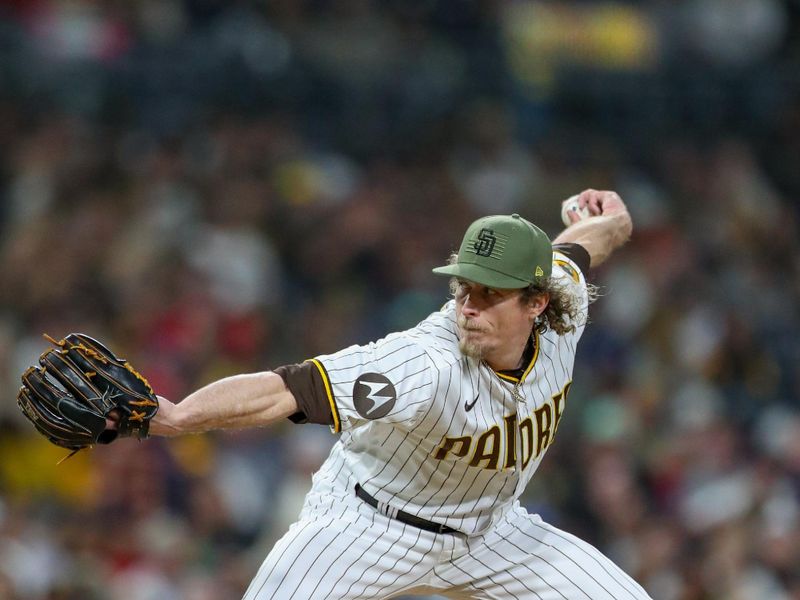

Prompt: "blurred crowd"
[0,1,799,599]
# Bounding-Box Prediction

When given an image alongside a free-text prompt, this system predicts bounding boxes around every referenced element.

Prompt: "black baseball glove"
[17,333,159,451]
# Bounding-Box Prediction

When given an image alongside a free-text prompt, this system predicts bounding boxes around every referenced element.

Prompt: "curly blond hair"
[445,254,597,336]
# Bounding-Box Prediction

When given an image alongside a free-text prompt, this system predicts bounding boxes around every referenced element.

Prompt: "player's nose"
[460,295,480,317]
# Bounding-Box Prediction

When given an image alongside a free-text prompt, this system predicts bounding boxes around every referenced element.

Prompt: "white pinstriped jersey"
[305,250,588,536]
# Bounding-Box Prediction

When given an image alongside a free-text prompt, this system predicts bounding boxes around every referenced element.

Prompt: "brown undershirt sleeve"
[274,362,334,426]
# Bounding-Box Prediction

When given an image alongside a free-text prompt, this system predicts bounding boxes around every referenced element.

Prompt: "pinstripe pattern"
[242,252,652,599]
[244,495,651,599]
[428,505,652,599]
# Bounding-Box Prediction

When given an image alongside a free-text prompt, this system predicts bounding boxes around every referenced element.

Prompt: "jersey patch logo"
[554,259,579,284]
[353,373,397,419]
[464,394,479,412]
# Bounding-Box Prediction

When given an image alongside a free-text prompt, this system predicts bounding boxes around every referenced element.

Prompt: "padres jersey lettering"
[432,379,572,471]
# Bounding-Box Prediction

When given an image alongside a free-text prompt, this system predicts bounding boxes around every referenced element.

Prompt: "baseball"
[561,195,591,226]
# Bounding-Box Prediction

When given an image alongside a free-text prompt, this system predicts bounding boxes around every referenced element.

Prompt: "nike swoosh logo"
[464,394,479,412]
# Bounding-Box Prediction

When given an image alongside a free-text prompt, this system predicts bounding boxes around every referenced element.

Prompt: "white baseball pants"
[242,496,652,599]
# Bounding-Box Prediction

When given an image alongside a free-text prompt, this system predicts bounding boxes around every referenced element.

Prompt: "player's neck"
[485,336,531,372]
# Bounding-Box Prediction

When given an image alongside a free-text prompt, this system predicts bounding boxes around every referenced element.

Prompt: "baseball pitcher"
[18,190,652,599]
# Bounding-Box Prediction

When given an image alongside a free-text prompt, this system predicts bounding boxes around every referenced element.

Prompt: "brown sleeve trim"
[273,361,340,431]
[552,243,590,275]
[307,359,340,432]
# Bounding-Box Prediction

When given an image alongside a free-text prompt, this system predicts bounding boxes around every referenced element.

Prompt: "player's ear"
[527,292,549,319]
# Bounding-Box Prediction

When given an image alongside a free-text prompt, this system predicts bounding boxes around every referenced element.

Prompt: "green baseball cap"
[432,214,552,288]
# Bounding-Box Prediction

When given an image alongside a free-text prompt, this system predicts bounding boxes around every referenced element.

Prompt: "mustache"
[458,317,486,332]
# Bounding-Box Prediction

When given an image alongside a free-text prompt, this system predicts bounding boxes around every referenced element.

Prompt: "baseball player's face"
[454,280,547,370]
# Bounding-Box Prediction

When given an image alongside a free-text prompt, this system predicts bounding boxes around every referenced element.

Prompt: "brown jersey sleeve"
[274,361,334,426]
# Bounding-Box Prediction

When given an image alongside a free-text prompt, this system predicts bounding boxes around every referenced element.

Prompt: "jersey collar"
[493,330,539,384]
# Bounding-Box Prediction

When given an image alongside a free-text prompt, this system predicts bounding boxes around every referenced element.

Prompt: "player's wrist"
[610,209,633,242]
[149,397,182,437]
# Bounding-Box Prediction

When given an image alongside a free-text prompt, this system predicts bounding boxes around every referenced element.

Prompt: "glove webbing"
[44,333,157,396]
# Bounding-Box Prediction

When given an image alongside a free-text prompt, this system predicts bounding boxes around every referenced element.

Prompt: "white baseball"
[561,195,591,226]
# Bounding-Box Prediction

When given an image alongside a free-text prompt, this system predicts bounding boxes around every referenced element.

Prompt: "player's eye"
[479,286,502,300]
[454,281,470,299]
